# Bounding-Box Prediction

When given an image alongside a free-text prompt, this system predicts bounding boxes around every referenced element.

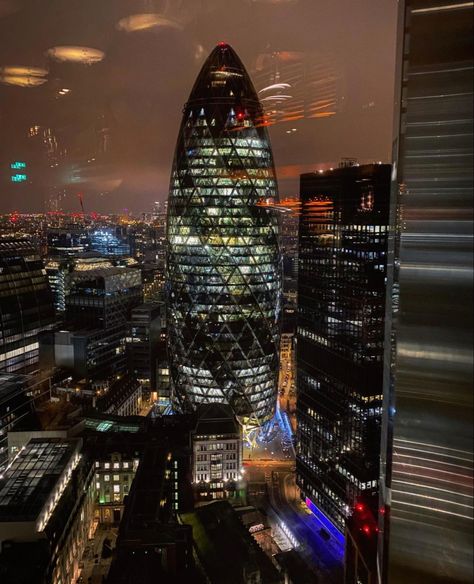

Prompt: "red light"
[355,503,364,512]
[218,41,228,47]
[362,525,371,535]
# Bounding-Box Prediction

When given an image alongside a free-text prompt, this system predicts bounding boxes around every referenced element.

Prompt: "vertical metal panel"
[380,2,473,582]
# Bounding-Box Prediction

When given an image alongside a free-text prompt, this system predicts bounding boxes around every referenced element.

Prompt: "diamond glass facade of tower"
[166,43,281,426]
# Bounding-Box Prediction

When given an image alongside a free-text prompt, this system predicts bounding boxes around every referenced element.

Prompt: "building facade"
[0,237,55,374]
[126,302,166,392]
[166,43,281,427]
[0,373,52,470]
[296,164,390,532]
[191,403,243,501]
[40,266,143,382]
[378,2,473,583]
[0,438,95,584]
[94,451,139,524]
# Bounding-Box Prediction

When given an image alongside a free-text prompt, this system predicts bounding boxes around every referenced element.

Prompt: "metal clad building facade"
[379,2,474,582]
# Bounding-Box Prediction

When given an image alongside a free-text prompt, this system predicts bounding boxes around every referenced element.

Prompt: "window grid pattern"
[166,44,281,425]
[296,166,390,530]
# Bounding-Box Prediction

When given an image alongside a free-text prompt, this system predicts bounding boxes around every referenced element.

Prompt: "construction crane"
[77,192,85,214]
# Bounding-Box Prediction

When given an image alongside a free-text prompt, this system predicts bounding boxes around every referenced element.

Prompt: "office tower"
[126,302,166,393]
[0,237,55,373]
[280,209,299,326]
[45,256,115,315]
[90,227,132,257]
[166,43,281,426]
[46,225,90,257]
[379,2,473,583]
[0,374,36,469]
[65,266,142,330]
[296,164,390,532]
[40,266,142,381]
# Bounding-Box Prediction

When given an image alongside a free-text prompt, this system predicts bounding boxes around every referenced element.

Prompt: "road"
[77,524,118,584]
[245,460,344,584]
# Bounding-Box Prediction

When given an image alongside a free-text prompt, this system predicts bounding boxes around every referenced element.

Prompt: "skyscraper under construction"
[166,43,281,427]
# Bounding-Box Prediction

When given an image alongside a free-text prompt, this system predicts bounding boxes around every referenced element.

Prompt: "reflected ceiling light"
[259,83,291,93]
[194,44,205,61]
[116,13,184,33]
[0,74,47,87]
[260,94,292,102]
[0,66,48,77]
[0,66,48,87]
[46,46,105,64]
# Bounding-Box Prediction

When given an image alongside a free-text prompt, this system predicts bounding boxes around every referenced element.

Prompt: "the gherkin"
[166,43,281,426]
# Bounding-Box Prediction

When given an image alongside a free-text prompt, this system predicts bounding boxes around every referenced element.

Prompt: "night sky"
[0,0,398,213]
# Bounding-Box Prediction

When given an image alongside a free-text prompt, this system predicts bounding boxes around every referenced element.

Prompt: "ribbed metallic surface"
[166,44,280,425]
[380,2,473,582]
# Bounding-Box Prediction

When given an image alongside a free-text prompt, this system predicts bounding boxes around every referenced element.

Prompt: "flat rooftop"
[0,438,80,522]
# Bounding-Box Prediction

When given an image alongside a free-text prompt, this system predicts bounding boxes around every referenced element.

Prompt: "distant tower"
[166,43,281,427]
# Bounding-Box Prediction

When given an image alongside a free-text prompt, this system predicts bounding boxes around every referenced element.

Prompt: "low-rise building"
[96,374,143,417]
[93,446,141,524]
[0,438,95,584]
[191,403,243,501]
[181,501,284,584]
[106,427,197,583]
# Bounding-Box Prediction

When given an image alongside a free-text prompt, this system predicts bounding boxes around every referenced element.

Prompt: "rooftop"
[0,438,80,523]
[194,403,240,438]
[181,501,283,584]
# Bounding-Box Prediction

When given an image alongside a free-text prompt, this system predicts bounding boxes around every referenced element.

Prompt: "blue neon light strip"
[275,401,293,439]
[305,497,345,548]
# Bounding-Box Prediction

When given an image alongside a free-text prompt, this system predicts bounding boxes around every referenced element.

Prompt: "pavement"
[76,524,118,584]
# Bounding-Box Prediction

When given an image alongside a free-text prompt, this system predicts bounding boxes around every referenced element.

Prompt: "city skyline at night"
[0,2,472,584]
[0,0,398,214]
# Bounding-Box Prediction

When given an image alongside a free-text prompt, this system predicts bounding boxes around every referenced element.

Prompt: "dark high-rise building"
[65,267,142,330]
[46,226,90,257]
[166,43,281,427]
[379,2,473,583]
[126,302,166,393]
[296,164,390,532]
[40,267,143,381]
[0,237,55,373]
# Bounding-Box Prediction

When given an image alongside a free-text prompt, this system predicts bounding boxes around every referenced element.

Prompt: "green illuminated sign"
[11,174,27,182]
[10,161,26,169]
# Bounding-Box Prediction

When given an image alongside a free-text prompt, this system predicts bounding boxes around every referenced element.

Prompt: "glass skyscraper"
[166,43,280,426]
[379,2,473,582]
[296,164,390,532]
